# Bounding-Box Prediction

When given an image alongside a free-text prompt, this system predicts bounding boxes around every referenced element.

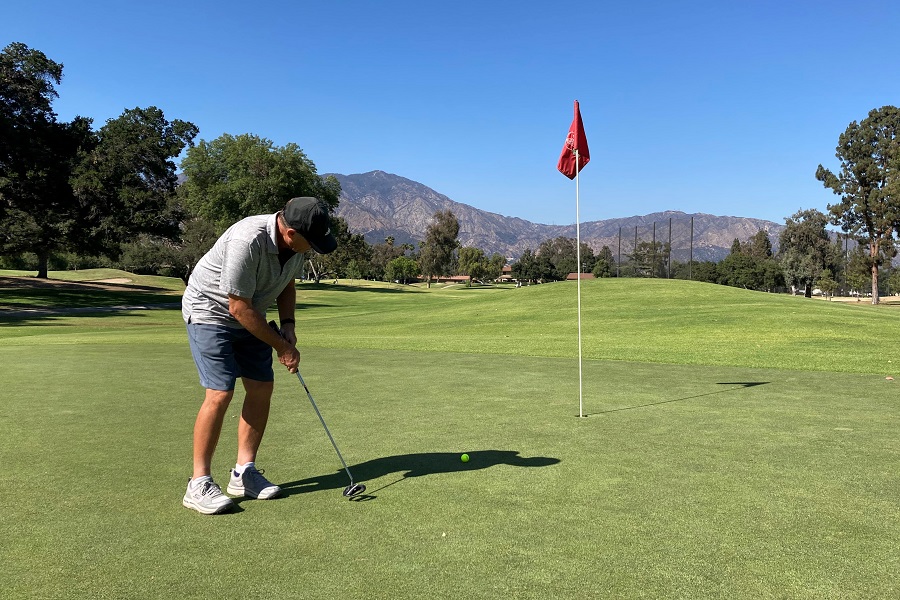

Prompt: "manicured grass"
[4,276,899,374]
[1,277,899,598]
[286,278,900,374]
[2,344,897,598]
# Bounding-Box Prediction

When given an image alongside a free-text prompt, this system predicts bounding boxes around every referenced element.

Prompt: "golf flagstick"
[556,100,590,418]
[576,149,584,418]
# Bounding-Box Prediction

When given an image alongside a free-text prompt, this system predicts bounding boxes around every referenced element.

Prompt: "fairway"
[2,274,899,599]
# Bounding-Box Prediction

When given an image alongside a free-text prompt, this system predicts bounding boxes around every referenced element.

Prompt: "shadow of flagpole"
[586,382,770,416]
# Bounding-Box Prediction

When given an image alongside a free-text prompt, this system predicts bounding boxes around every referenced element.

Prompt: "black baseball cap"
[283,197,337,254]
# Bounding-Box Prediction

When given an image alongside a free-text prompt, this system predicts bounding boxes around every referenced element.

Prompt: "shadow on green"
[589,381,771,415]
[279,449,561,499]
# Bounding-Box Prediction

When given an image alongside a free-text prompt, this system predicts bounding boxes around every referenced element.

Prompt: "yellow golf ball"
[461,453,470,462]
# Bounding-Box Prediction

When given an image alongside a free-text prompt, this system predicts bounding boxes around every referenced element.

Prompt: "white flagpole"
[575,149,584,418]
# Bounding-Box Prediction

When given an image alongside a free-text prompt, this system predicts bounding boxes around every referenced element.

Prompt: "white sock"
[190,475,212,489]
[234,461,254,475]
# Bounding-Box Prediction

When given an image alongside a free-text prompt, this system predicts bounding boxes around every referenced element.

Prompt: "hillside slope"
[330,171,783,261]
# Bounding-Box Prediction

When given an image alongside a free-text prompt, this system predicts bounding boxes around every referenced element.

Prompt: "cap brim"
[309,232,338,255]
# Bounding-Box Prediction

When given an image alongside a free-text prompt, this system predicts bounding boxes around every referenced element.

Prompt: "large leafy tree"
[485,252,505,282]
[746,230,774,261]
[744,230,783,292]
[544,237,577,279]
[778,209,834,297]
[119,216,218,284]
[0,117,94,277]
[887,267,900,297]
[511,248,538,282]
[628,240,669,278]
[845,246,872,296]
[592,246,615,277]
[72,106,198,257]
[318,216,372,281]
[418,210,459,286]
[0,42,63,223]
[536,236,596,280]
[816,106,900,304]
[370,236,412,281]
[385,256,420,284]
[179,133,340,229]
[511,247,554,282]
[0,42,96,277]
[457,246,487,285]
[457,246,503,285]
[716,231,783,292]
[717,247,762,290]
[1,43,198,277]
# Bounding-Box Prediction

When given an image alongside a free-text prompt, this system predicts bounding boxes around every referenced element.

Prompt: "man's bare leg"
[228,378,280,499]
[192,389,234,479]
[237,377,274,465]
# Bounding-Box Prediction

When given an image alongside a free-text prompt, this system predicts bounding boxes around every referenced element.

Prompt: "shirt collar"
[266,213,280,254]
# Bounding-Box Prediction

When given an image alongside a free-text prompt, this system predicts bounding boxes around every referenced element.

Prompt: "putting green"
[2,338,897,599]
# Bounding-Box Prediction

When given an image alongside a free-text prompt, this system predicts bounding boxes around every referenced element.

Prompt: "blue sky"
[4,0,898,226]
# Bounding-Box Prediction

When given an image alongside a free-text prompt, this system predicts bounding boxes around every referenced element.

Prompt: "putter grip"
[268,320,282,338]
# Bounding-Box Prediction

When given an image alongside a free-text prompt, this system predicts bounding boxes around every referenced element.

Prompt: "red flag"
[557,100,590,179]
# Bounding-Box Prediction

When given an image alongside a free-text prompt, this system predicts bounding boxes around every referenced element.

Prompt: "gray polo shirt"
[182,213,304,327]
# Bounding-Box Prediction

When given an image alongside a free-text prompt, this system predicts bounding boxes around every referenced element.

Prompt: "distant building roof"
[566,273,595,280]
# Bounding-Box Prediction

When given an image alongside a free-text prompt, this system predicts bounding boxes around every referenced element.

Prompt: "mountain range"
[330,170,784,262]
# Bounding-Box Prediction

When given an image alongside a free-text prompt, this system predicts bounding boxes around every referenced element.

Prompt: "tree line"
[308,209,506,288]
[3,43,899,302]
[509,207,900,300]
[0,43,498,287]
[1,43,198,278]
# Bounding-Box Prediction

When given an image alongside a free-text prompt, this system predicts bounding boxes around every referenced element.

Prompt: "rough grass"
[0,269,183,310]
[0,268,186,290]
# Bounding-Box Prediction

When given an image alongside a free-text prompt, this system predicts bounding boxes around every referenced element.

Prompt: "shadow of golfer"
[279,450,560,499]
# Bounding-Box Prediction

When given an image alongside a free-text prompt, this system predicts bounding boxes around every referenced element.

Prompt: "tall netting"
[607,217,700,279]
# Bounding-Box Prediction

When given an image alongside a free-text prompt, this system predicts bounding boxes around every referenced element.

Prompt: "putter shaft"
[269,321,364,496]
[296,371,353,478]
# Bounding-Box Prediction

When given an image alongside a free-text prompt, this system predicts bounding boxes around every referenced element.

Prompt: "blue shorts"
[186,323,274,391]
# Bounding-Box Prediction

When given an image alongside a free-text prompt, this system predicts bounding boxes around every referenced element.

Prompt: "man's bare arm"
[228,294,300,372]
[275,279,297,345]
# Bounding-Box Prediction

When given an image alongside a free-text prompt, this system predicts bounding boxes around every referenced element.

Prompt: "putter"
[269,321,366,497]
[294,370,366,497]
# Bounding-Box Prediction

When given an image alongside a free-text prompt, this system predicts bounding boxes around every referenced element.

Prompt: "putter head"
[343,483,366,497]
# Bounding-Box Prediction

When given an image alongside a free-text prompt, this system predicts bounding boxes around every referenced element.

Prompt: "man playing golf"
[181,196,337,515]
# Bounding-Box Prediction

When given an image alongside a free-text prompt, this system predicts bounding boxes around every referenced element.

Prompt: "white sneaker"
[182,477,234,515]
[227,465,281,499]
